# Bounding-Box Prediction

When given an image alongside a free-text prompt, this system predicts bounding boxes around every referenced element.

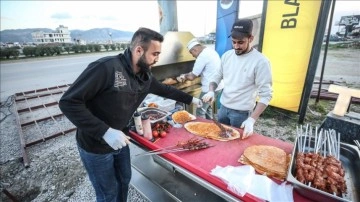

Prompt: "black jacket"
[59,49,193,153]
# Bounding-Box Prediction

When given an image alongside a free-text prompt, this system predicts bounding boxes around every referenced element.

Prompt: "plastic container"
[133,111,143,135]
[139,108,171,124]
[157,99,176,112]
[141,114,153,141]
[143,94,164,106]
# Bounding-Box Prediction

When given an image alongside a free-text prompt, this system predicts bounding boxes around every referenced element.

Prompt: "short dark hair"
[130,27,164,51]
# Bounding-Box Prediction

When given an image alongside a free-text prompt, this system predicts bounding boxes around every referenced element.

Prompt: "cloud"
[0,16,13,21]
[51,12,72,20]
[100,16,117,21]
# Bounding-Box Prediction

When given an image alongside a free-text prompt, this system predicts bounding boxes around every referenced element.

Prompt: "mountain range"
[0,28,134,44]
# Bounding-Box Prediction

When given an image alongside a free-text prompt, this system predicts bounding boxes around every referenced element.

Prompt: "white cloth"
[212,48,272,111]
[192,47,221,92]
[211,165,294,202]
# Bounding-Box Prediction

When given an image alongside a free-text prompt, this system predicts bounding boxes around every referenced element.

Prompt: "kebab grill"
[149,31,204,115]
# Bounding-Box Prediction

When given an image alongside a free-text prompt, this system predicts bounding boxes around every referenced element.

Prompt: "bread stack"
[239,145,291,180]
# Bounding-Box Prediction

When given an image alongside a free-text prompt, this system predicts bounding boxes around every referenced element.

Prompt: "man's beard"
[137,54,151,73]
[235,42,250,56]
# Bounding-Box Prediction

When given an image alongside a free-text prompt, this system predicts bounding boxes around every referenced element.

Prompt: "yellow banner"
[262,0,322,112]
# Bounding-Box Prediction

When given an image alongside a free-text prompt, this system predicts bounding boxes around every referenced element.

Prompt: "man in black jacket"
[59,27,202,202]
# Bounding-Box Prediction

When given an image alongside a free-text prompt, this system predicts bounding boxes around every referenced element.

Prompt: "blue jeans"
[217,105,251,127]
[77,144,131,202]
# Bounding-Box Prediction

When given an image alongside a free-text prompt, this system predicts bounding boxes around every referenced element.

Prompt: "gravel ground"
[0,99,150,202]
[1,47,359,202]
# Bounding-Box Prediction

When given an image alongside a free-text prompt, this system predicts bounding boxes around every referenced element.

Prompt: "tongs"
[200,107,230,138]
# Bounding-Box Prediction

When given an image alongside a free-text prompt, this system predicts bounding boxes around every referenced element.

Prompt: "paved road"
[0,52,116,102]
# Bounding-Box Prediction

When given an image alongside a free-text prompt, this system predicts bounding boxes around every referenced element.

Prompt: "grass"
[257,96,359,143]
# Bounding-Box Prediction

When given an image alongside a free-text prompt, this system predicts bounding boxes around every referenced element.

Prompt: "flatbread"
[162,78,178,85]
[238,145,290,180]
[184,122,240,141]
[172,110,195,124]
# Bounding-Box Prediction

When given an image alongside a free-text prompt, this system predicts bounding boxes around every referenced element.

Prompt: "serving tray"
[287,136,360,202]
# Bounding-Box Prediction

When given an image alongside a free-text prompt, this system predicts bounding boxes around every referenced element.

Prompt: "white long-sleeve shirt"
[212,48,272,111]
[192,47,221,92]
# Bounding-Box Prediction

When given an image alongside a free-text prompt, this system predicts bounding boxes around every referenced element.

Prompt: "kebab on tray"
[293,125,347,197]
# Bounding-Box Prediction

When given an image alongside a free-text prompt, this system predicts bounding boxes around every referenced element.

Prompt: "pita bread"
[238,145,290,180]
[162,78,178,85]
[172,110,196,124]
[184,122,240,141]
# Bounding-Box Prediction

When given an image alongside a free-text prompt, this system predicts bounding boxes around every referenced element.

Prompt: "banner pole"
[316,0,337,103]
[298,0,332,123]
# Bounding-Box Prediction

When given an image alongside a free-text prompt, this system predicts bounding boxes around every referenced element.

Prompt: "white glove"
[202,91,215,103]
[240,117,255,139]
[176,74,186,83]
[103,128,130,150]
[191,97,203,108]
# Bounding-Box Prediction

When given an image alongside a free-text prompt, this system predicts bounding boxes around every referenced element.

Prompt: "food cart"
[130,32,360,202]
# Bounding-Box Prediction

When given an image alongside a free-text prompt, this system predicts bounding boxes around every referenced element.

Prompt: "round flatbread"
[172,110,196,124]
[184,121,240,141]
[162,78,178,85]
[238,145,290,180]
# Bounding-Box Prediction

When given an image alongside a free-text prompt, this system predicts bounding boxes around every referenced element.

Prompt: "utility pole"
[109,32,113,44]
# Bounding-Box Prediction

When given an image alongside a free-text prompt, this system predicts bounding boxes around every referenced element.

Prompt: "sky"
[1,1,359,37]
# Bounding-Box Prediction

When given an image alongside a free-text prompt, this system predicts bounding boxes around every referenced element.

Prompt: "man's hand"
[103,128,131,150]
[240,117,255,139]
[192,97,203,108]
[202,91,215,103]
[176,74,186,83]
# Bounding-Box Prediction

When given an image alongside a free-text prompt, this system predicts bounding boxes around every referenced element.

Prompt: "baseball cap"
[230,19,253,38]
[187,38,200,50]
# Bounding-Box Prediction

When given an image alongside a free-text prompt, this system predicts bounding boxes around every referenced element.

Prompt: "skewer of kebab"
[136,137,205,155]
[135,137,215,156]
[295,126,347,197]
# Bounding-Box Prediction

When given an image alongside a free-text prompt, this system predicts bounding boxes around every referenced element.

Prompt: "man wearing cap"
[202,19,273,139]
[176,38,221,119]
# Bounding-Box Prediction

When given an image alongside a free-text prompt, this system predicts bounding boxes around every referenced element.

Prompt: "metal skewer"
[135,138,207,156]
[303,124,308,153]
[135,145,215,156]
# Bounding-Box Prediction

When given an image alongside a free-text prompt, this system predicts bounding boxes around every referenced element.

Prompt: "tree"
[64,46,71,54]
[104,44,110,51]
[111,44,116,51]
[0,48,20,59]
[94,45,101,52]
[80,45,87,53]
[72,45,81,53]
[34,47,45,57]
[23,47,36,57]
[87,44,94,52]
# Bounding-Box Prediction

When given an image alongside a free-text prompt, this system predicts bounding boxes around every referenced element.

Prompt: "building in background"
[336,15,360,38]
[31,25,72,44]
